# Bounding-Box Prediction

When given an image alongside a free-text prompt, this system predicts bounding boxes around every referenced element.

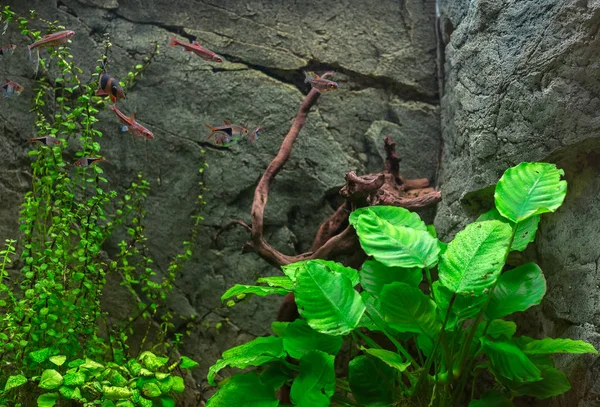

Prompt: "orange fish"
[205,121,248,143]
[110,105,154,140]
[169,35,223,62]
[96,73,125,104]
[29,136,63,146]
[0,44,16,56]
[28,30,75,54]
[73,156,106,167]
[304,71,338,92]
[1,80,24,98]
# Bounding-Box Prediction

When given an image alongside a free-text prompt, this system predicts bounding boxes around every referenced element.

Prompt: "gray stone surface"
[437,0,600,404]
[0,0,440,403]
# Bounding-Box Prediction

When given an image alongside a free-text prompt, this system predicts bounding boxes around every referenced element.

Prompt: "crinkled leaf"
[294,260,365,335]
[221,284,289,302]
[517,337,598,355]
[477,208,540,252]
[39,369,64,390]
[290,350,335,407]
[271,319,343,359]
[349,355,395,406]
[256,276,294,290]
[353,210,440,268]
[380,282,441,338]
[439,220,512,295]
[360,260,422,297]
[349,205,427,231]
[206,372,278,407]
[139,351,168,371]
[142,382,162,398]
[482,339,542,383]
[4,374,27,392]
[207,336,285,385]
[103,386,133,400]
[495,162,567,223]
[485,263,546,320]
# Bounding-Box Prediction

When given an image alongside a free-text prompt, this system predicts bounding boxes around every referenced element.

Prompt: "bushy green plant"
[208,162,598,406]
[0,5,205,406]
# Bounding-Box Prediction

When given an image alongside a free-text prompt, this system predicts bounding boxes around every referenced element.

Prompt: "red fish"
[109,105,154,140]
[96,73,125,104]
[29,136,63,146]
[73,156,106,167]
[168,35,223,62]
[304,71,338,92]
[28,30,75,53]
[205,121,248,143]
[0,44,16,56]
[248,126,263,143]
[1,80,24,98]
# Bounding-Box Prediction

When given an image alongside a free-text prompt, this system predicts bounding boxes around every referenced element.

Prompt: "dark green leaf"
[206,373,278,407]
[512,364,571,399]
[362,348,410,372]
[271,319,343,359]
[482,339,542,383]
[290,350,335,407]
[349,355,395,406]
[469,391,514,407]
[360,260,422,297]
[37,392,59,407]
[432,282,486,330]
[477,208,540,252]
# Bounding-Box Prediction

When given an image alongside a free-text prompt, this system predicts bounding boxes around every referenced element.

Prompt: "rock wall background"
[437,0,600,405]
[0,0,439,403]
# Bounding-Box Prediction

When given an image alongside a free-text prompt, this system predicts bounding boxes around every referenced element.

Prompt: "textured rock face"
[0,0,439,402]
[437,0,600,404]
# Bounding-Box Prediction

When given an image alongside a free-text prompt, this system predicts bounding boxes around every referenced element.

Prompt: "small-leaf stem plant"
[207,161,598,407]
[0,5,206,406]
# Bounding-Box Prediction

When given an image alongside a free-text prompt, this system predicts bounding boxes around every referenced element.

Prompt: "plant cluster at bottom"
[208,162,598,407]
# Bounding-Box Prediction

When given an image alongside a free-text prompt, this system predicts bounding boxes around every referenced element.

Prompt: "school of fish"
[2,28,339,163]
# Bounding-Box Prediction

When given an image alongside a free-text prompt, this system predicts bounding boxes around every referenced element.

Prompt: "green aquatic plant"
[208,162,597,406]
[0,5,205,406]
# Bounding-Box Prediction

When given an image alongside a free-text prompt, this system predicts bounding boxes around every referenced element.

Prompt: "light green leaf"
[495,162,567,223]
[179,356,199,369]
[271,319,343,359]
[380,282,441,338]
[39,370,64,390]
[469,391,514,407]
[221,284,289,302]
[482,339,542,383]
[294,260,365,335]
[59,385,82,400]
[485,263,546,320]
[29,347,52,363]
[304,259,360,286]
[362,348,410,372]
[103,386,133,400]
[432,282,486,330]
[353,210,440,268]
[485,320,517,340]
[49,355,67,366]
[63,372,85,387]
[256,276,294,290]
[207,336,285,385]
[290,350,335,407]
[37,392,59,407]
[206,372,278,407]
[439,220,512,295]
[349,355,395,406]
[4,374,27,392]
[172,376,184,393]
[360,260,422,297]
[518,337,598,355]
[139,351,168,370]
[349,205,428,231]
[477,208,540,252]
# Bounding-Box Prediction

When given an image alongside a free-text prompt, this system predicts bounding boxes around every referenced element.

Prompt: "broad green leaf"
[469,391,514,406]
[37,392,59,407]
[432,282,486,330]
[81,358,104,372]
[271,319,343,359]
[349,205,428,231]
[59,385,82,400]
[221,284,289,302]
[290,350,335,407]
[206,372,278,407]
[139,351,168,370]
[360,260,422,297]
[486,320,517,340]
[353,210,440,268]
[256,276,294,290]
[482,339,542,383]
[477,208,540,252]
[172,376,184,393]
[495,162,567,223]
[103,386,133,400]
[207,336,285,385]
[29,347,52,363]
[511,364,571,399]
[142,382,162,398]
[294,260,365,335]
[485,263,546,320]
[439,220,512,295]
[179,356,199,369]
[517,337,598,355]
[282,261,309,282]
[4,374,27,392]
[49,355,66,366]
[380,282,441,338]
[39,369,64,390]
[260,363,291,390]
[362,348,410,372]
[305,259,360,286]
[63,372,85,387]
[159,396,175,407]
[349,355,395,406]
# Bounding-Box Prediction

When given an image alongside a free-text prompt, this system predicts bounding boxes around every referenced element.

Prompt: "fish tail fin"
[205,124,217,139]
[303,71,311,83]
[27,46,34,63]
